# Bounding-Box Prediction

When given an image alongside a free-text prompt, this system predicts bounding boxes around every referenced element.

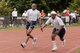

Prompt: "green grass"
[0,27,23,30]
[0,25,53,30]
[76,51,80,53]
[73,19,80,26]
[76,49,80,53]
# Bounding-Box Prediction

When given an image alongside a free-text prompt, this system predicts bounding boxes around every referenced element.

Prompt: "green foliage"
[0,0,12,16]
[1,0,80,16]
[69,0,80,11]
[8,0,34,16]
[8,0,72,15]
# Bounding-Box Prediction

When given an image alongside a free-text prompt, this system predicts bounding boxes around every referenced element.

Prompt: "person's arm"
[25,16,32,23]
[55,26,64,34]
[25,10,32,23]
[12,11,14,20]
[41,24,47,32]
[12,11,13,17]
[63,10,66,16]
[41,18,51,32]
[16,11,18,17]
[55,25,64,34]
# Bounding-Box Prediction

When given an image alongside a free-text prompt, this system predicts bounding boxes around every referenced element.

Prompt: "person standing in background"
[63,7,70,25]
[70,11,76,24]
[40,10,46,24]
[12,8,18,27]
[22,11,27,27]
[57,11,61,18]
[74,10,79,23]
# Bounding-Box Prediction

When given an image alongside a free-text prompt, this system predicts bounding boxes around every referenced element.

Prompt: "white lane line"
[66,45,80,53]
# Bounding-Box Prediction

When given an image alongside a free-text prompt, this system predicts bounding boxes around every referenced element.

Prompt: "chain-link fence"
[0,16,80,28]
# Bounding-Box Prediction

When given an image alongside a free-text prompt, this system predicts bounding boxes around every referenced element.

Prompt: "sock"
[33,37,36,40]
[62,39,66,46]
[52,41,57,48]
[22,42,26,46]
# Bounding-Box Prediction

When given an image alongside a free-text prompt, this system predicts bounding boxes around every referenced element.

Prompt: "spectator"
[12,8,18,27]
[40,10,46,24]
[70,11,76,24]
[63,7,70,25]
[0,21,3,28]
[48,12,51,17]
[21,11,27,27]
[74,10,79,23]
[57,11,61,18]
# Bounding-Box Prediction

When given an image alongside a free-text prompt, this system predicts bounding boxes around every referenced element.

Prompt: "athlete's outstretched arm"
[41,24,47,32]
[41,18,51,32]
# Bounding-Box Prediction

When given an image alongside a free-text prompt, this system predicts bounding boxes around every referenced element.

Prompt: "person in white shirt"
[12,8,18,27]
[48,12,51,17]
[22,11,27,17]
[57,11,61,18]
[41,11,66,51]
[70,11,76,24]
[21,3,41,48]
[74,10,79,23]
[21,11,27,26]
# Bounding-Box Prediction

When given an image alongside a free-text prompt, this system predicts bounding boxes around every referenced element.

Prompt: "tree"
[0,0,12,16]
[69,0,80,12]
[0,0,75,16]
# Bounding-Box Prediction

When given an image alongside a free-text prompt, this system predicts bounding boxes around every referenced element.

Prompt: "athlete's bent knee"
[60,38,64,41]
[27,33,30,36]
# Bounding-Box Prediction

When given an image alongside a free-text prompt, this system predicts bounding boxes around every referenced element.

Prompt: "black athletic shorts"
[52,28,66,39]
[26,21,37,29]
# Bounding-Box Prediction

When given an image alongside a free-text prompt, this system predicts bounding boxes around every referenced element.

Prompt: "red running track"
[0,26,80,53]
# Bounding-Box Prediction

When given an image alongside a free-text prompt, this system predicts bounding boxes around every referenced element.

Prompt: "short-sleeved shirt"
[12,11,17,17]
[70,13,76,19]
[22,13,26,17]
[26,9,40,21]
[45,16,65,29]
[63,10,70,16]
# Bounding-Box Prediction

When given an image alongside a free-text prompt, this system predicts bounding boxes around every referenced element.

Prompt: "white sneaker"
[62,40,66,46]
[32,38,37,44]
[52,47,58,51]
[21,43,26,48]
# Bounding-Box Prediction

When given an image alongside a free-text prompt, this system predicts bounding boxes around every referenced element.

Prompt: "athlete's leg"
[58,28,66,46]
[51,28,58,51]
[25,27,34,44]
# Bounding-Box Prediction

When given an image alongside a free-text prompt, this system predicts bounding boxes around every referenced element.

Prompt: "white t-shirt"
[45,16,65,29]
[70,13,76,19]
[12,11,17,17]
[48,13,51,17]
[26,9,40,21]
[22,13,26,17]
[63,10,67,13]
